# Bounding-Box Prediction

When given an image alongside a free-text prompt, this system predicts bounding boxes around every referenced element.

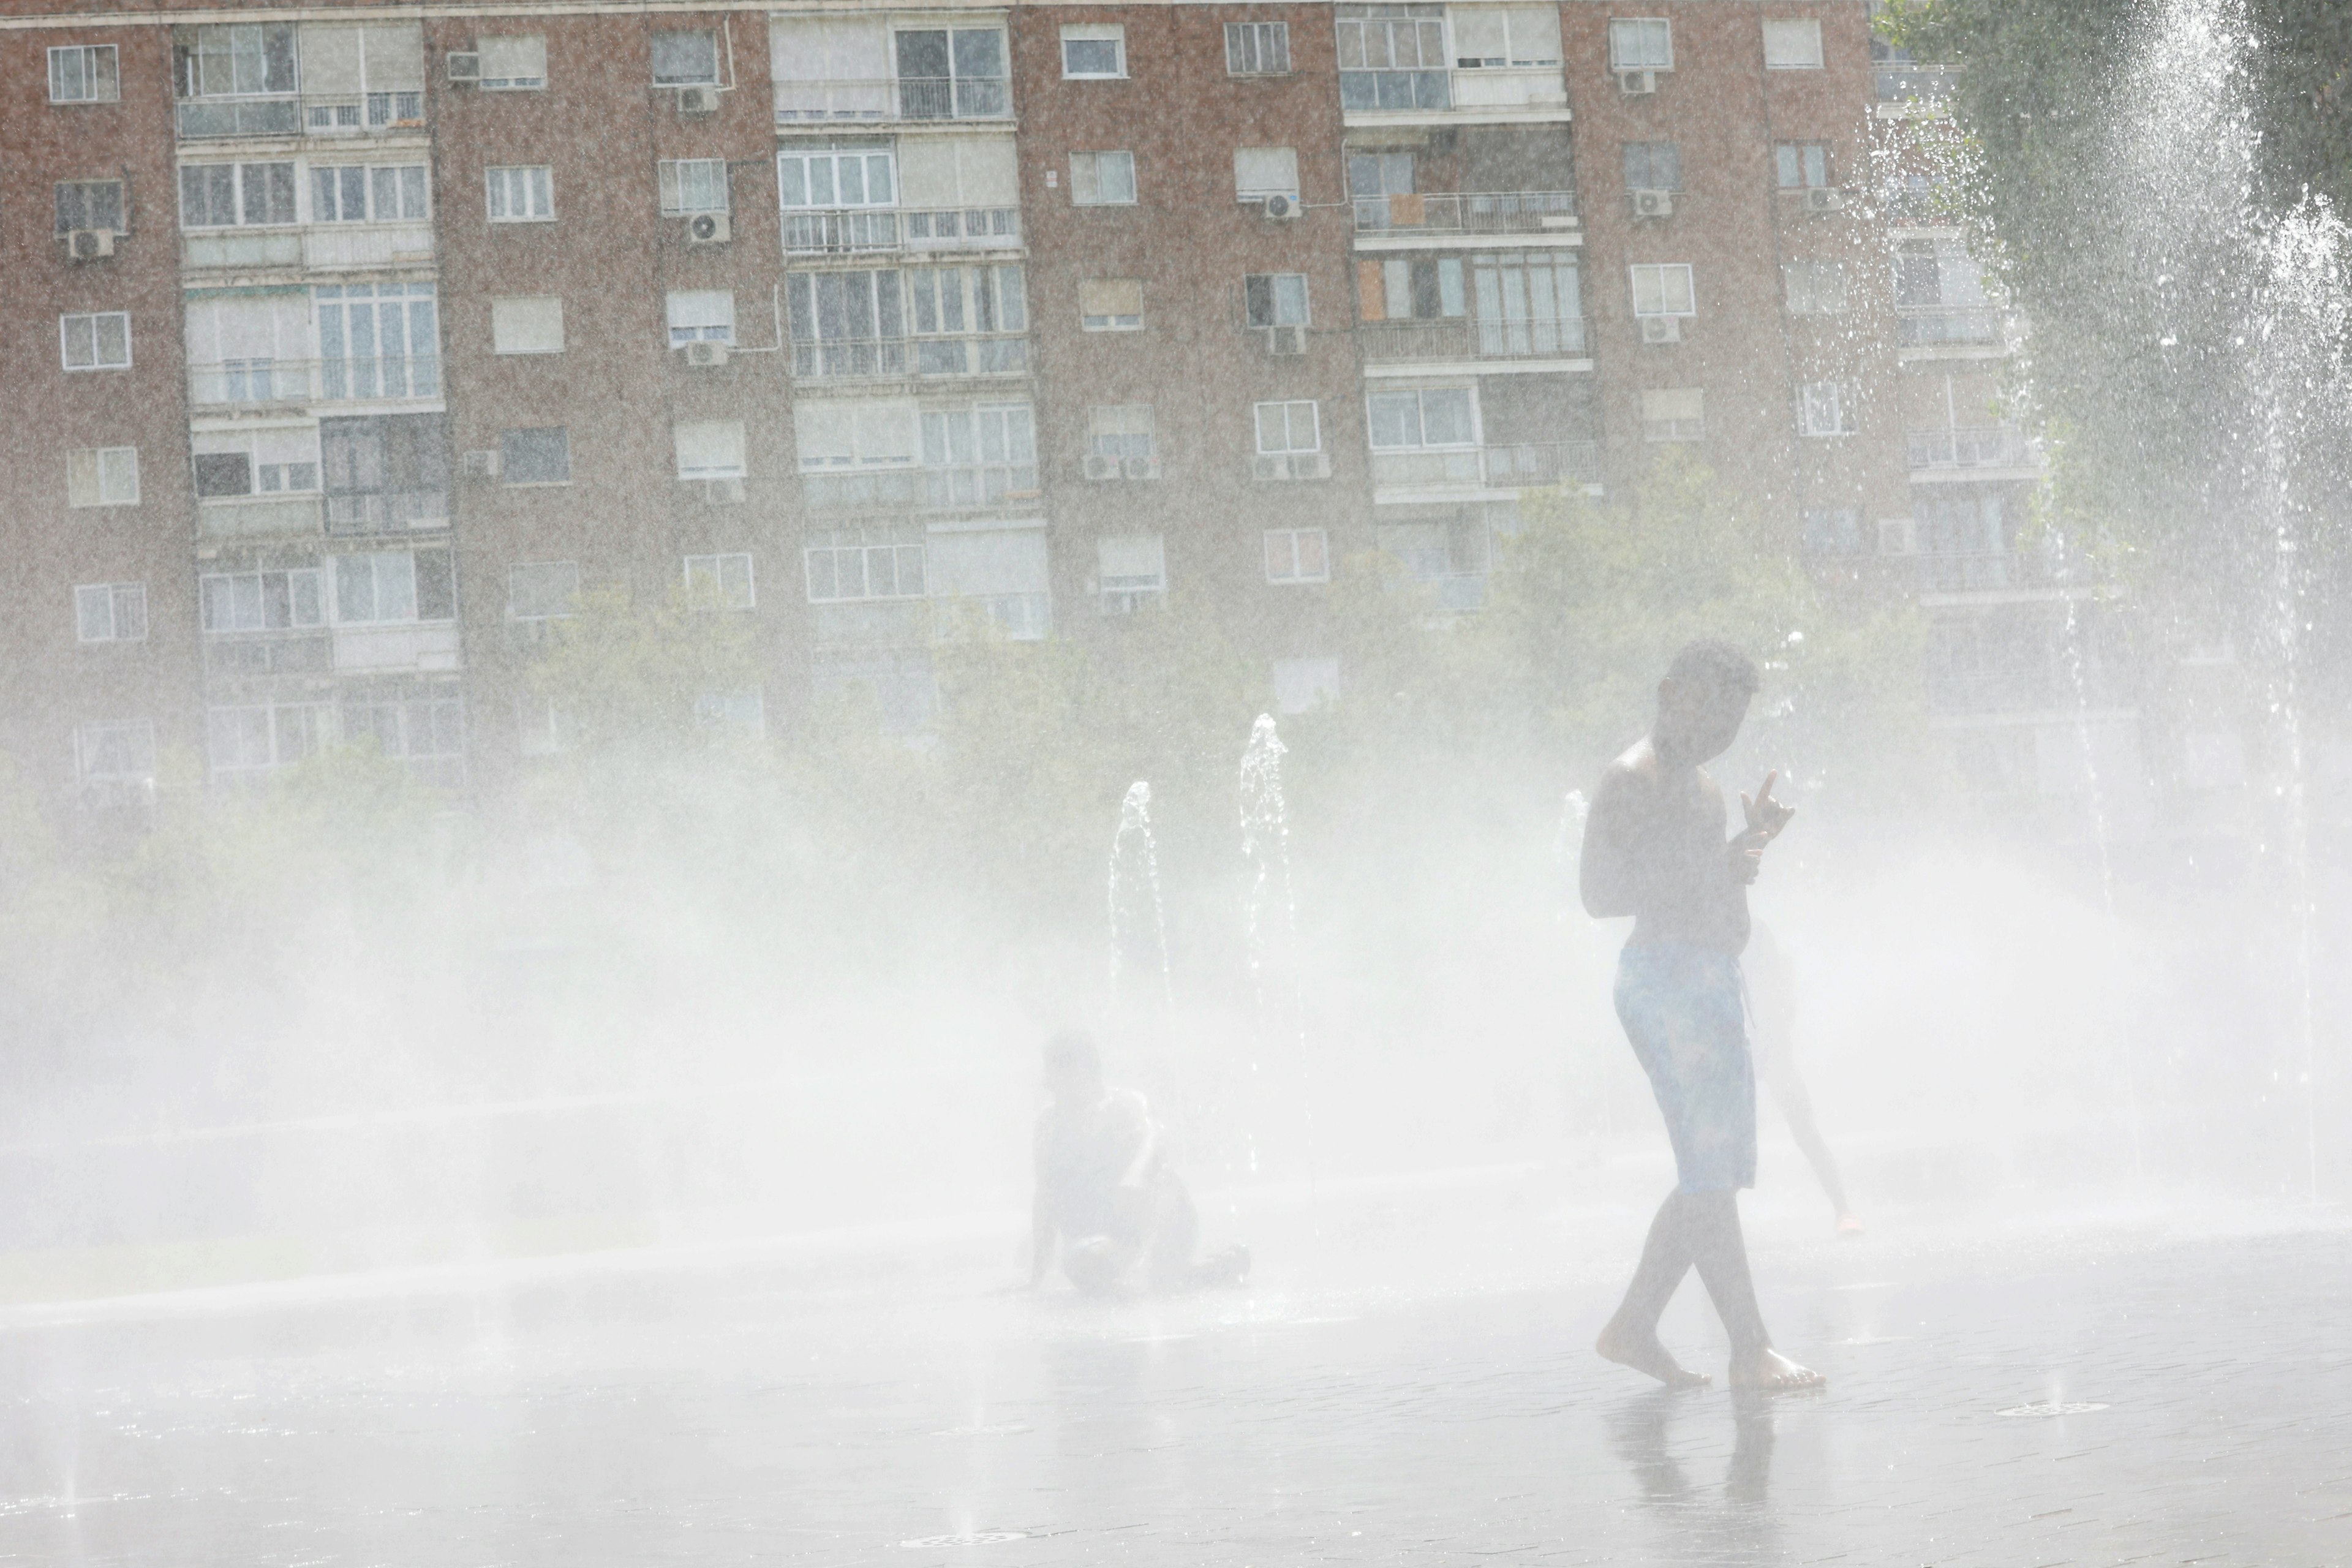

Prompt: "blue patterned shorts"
[1615,943,1757,1192]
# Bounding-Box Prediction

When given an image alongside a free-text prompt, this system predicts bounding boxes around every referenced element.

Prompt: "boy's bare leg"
[1597,1192,1709,1387]
[1683,1191,1823,1390]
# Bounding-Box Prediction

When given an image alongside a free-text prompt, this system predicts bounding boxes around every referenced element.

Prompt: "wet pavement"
[0,1188,2343,1567]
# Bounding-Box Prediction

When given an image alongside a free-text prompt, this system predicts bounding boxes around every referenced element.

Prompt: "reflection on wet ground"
[0,1195,2343,1566]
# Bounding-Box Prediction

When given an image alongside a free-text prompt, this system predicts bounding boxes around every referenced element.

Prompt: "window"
[1368,388,1476,448]
[312,165,430,222]
[1774,142,1831,189]
[1609,18,1673,70]
[201,567,325,632]
[788,270,905,372]
[1360,255,1466,321]
[777,144,895,208]
[508,562,579,619]
[502,428,570,484]
[893,28,1009,119]
[1245,273,1311,328]
[486,166,554,222]
[1234,146,1300,202]
[175,24,298,99]
[207,704,327,777]
[1783,260,1848,315]
[55,181,125,235]
[1802,507,1864,557]
[807,525,926,601]
[1090,405,1155,462]
[1070,152,1136,206]
[1348,149,1415,203]
[1079,278,1143,331]
[1629,263,1696,317]
[1256,400,1321,454]
[1099,535,1166,612]
[1623,141,1681,192]
[67,448,140,507]
[1265,528,1330,584]
[905,265,1029,371]
[61,312,131,371]
[674,421,747,480]
[343,696,465,782]
[660,159,731,214]
[1337,5,1450,112]
[1763,19,1824,69]
[1799,381,1860,436]
[1642,388,1704,442]
[491,296,565,354]
[335,549,455,625]
[1451,6,1562,67]
[178,162,296,228]
[685,552,756,609]
[923,404,1037,499]
[1227,21,1291,75]
[192,429,318,497]
[317,284,439,400]
[50,45,119,103]
[667,290,736,345]
[652,29,720,86]
[78,720,155,784]
[478,35,546,90]
[1061,24,1126,79]
[75,584,147,644]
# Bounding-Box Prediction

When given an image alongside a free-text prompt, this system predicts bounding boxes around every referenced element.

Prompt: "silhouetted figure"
[1028,1031,1250,1295]
[1745,922,1863,1236]
[1580,640,1824,1392]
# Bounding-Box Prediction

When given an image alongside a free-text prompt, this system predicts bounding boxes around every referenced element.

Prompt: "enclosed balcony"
[1907,424,2037,477]
[181,222,434,274]
[1352,190,1576,240]
[173,21,428,141]
[187,355,442,410]
[802,461,1037,513]
[1359,315,1590,366]
[769,16,1012,123]
[1336,4,1570,125]
[1369,440,1599,491]
[788,336,1027,382]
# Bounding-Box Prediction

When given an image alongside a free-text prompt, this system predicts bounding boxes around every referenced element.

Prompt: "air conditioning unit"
[1253,452,1331,481]
[1805,186,1847,213]
[1617,69,1657,95]
[461,449,502,479]
[677,85,720,115]
[1877,517,1918,556]
[1121,456,1159,481]
[1258,192,1302,220]
[1082,454,1121,481]
[64,228,116,261]
[445,51,480,83]
[686,212,731,245]
[1265,325,1306,356]
[1639,315,1683,344]
[1632,189,1674,219]
[701,477,747,504]
[683,341,730,368]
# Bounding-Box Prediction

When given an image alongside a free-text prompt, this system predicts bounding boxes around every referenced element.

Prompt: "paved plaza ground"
[0,1178,2343,1567]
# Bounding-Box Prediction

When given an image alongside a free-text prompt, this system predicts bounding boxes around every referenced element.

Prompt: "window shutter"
[298,24,363,93]
[793,402,858,467]
[1079,279,1141,318]
[1450,9,1507,61]
[478,35,545,81]
[1505,6,1561,62]
[492,296,565,353]
[958,138,1019,205]
[896,140,961,206]
[1234,146,1299,197]
[362,25,426,89]
[1357,260,1389,321]
[674,420,745,475]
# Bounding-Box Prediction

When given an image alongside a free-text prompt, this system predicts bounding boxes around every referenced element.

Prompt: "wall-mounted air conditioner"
[1639,315,1683,344]
[1877,517,1918,556]
[1617,70,1657,95]
[1804,187,1847,214]
[701,477,746,503]
[1121,456,1159,481]
[445,51,480,83]
[1253,453,1330,481]
[1632,189,1674,219]
[677,85,720,115]
[64,228,115,261]
[1082,454,1120,481]
[686,212,731,245]
[1258,193,1302,220]
[461,450,501,479]
[684,341,730,368]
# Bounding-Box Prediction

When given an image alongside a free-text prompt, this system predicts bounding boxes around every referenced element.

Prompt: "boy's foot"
[1729,1348,1825,1392]
[1597,1325,1710,1388]
[1835,1214,1864,1239]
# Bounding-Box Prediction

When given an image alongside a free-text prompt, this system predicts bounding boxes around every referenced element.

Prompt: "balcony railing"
[1907,426,2034,472]
[1359,315,1590,363]
[189,356,442,407]
[802,464,1039,513]
[1340,65,1567,116]
[785,208,1022,255]
[773,75,1009,124]
[1915,549,2063,595]
[1351,190,1578,236]
[783,210,901,254]
[789,335,1028,382]
[907,207,1020,249]
[181,222,436,273]
[325,490,449,534]
[1874,61,1959,104]
[1371,440,1600,489]
[1898,306,2004,347]
[176,92,427,140]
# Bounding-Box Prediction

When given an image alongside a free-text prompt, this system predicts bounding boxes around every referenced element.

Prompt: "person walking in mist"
[1579,640,1824,1391]
[1028,1031,1250,1296]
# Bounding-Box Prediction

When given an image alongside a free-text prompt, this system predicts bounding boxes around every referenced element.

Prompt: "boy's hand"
[1742,771,1796,843]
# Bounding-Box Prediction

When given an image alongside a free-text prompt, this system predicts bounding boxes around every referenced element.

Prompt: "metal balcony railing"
[1874,61,1958,104]
[1340,65,1567,115]
[1898,305,2004,347]
[181,222,437,273]
[189,356,442,405]
[1371,440,1599,488]
[783,210,901,254]
[802,464,1039,513]
[1359,315,1589,362]
[1351,189,1578,236]
[1907,426,2034,472]
[324,490,449,534]
[772,75,1009,124]
[789,335,1028,381]
[907,207,1020,248]
[176,92,427,140]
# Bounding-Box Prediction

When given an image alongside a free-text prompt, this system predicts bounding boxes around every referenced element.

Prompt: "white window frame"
[1782,259,1847,316]
[206,703,328,778]
[486,165,555,223]
[1763,18,1825,70]
[178,161,299,229]
[1629,263,1696,318]
[50,45,121,104]
[67,447,141,507]
[1798,381,1861,437]
[1233,146,1300,202]
[75,583,148,644]
[1060,23,1127,80]
[1245,273,1311,328]
[650,28,722,86]
[61,312,132,371]
[1089,404,1156,461]
[477,34,547,91]
[1366,386,1479,450]
[311,164,431,224]
[1254,400,1321,455]
[1069,151,1137,206]
[684,552,756,610]
[507,561,580,620]
[1098,533,1167,611]
[1608,18,1674,71]
[501,426,571,486]
[1642,388,1705,443]
[200,567,326,633]
[776,145,895,211]
[1774,141,1832,190]
[667,289,737,346]
[1079,279,1143,332]
[695,689,767,736]
[77,720,156,784]
[1264,527,1330,585]
[55,179,126,236]
[333,549,456,627]
[1225,21,1291,76]
[660,158,732,215]
[805,525,927,603]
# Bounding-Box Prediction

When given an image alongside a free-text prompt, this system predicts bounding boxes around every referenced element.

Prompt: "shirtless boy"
[1578,639,1823,1392]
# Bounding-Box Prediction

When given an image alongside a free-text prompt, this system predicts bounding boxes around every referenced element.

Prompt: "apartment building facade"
[10,0,2062,817]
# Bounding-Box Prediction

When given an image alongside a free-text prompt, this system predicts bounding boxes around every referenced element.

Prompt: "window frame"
[1264,527,1331,585]
[507,560,581,620]
[55,179,126,235]
[1069,151,1137,207]
[477,34,548,91]
[500,426,572,485]
[1233,145,1301,202]
[311,163,432,224]
[674,420,748,480]
[485,165,556,224]
[805,524,928,604]
[1060,23,1128,80]
[1798,380,1861,437]
[1079,278,1144,332]
[1774,141,1833,190]
[1225,21,1292,76]
[667,288,737,347]
[650,28,722,87]
[75,582,148,644]
[199,566,326,633]
[659,157,733,215]
[1629,263,1697,318]
[1762,18,1825,70]
[60,311,132,371]
[77,719,156,784]
[1244,273,1312,329]
[50,44,121,104]
[1365,386,1480,451]
[683,552,757,610]
[1254,400,1321,455]
[1622,141,1682,193]
[68,446,141,507]
[1608,18,1674,71]
[178,160,298,229]
[775,145,895,210]
[491,296,566,355]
